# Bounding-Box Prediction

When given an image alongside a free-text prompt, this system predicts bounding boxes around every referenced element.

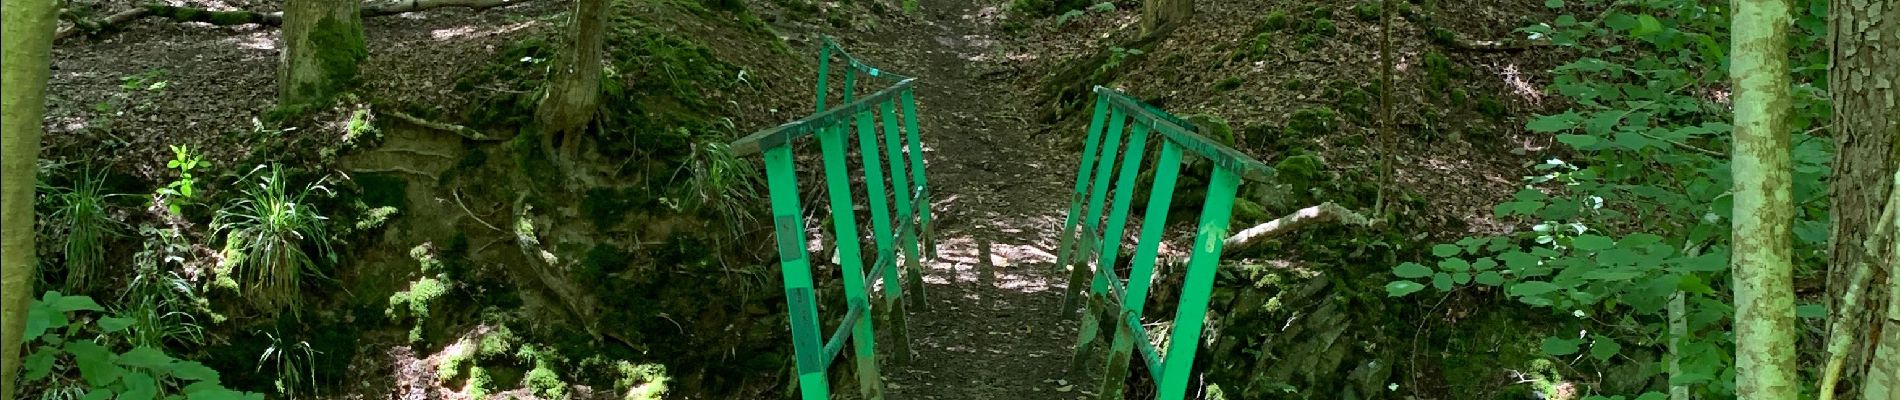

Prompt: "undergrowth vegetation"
[213,165,334,318]
[43,166,119,292]
[1386,0,1837,398]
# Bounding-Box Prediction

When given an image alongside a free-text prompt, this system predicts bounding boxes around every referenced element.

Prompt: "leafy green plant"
[1055,9,1085,26]
[157,145,208,216]
[1388,0,1835,397]
[120,225,207,349]
[18,292,261,400]
[1098,47,1144,75]
[256,331,320,399]
[46,167,120,291]
[213,165,334,317]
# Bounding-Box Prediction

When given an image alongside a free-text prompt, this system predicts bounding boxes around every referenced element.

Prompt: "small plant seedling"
[159,144,207,215]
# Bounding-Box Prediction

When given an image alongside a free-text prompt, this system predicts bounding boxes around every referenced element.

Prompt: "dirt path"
[836,1,1097,398]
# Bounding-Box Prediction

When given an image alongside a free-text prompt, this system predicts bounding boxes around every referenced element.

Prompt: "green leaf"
[1393,263,1433,279]
[1475,271,1505,286]
[24,346,58,380]
[121,372,160,400]
[1572,235,1614,251]
[170,361,221,382]
[1634,393,1668,400]
[83,390,115,400]
[1509,281,1561,297]
[1432,273,1454,291]
[1583,268,1642,281]
[1499,251,1540,272]
[1472,258,1499,271]
[100,317,136,333]
[1632,14,1663,36]
[184,383,250,400]
[1453,272,1472,285]
[1590,338,1622,361]
[23,302,56,341]
[1432,244,1462,257]
[1604,13,1637,31]
[68,341,123,386]
[1527,112,1581,133]
[1386,281,1426,297]
[118,347,177,370]
[1439,258,1472,272]
[51,294,104,313]
[1541,337,1583,356]
[1671,253,1728,272]
[1544,0,1563,8]
[1556,134,1599,148]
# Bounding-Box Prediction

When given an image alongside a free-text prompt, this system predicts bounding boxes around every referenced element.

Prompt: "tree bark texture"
[1140,0,1191,34]
[1730,0,1799,398]
[1861,171,1900,399]
[1827,0,1900,396]
[1,0,59,394]
[535,0,607,163]
[277,0,365,107]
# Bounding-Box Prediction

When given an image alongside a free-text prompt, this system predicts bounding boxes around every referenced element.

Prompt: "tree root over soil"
[56,0,533,41]
[384,109,509,141]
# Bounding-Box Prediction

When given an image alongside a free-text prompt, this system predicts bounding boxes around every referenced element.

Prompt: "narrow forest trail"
[837,1,1096,398]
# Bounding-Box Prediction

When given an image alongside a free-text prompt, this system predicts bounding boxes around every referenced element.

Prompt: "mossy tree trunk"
[1729,0,1799,398]
[1,0,59,394]
[1825,0,1900,396]
[1140,0,1190,34]
[536,0,608,166]
[277,0,365,108]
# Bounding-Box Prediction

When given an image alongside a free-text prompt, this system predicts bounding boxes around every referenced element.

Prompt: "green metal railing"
[729,37,934,400]
[1056,86,1275,400]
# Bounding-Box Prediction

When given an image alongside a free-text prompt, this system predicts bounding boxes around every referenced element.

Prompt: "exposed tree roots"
[384,109,508,141]
[56,0,531,41]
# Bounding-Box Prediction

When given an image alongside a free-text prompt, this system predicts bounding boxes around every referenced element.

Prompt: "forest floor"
[831,0,1098,398]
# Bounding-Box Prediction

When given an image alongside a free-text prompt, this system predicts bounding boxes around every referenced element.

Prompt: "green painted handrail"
[1058,87,1273,400]
[729,38,934,400]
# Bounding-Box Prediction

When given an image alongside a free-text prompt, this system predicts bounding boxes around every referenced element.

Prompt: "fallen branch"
[57,0,529,41]
[363,0,525,17]
[384,109,507,141]
[1222,202,1379,256]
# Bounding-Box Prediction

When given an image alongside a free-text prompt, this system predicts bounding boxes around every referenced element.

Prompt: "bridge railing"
[1056,86,1275,400]
[728,37,933,400]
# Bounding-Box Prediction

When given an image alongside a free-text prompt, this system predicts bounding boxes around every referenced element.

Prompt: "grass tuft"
[48,167,119,291]
[214,165,333,318]
[670,138,761,233]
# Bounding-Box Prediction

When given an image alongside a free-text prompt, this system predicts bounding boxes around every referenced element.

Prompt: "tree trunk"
[1,0,59,394]
[1826,0,1900,396]
[1140,0,1191,34]
[277,0,365,108]
[1730,0,1799,398]
[1860,172,1900,399]
[535,0,608,165]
